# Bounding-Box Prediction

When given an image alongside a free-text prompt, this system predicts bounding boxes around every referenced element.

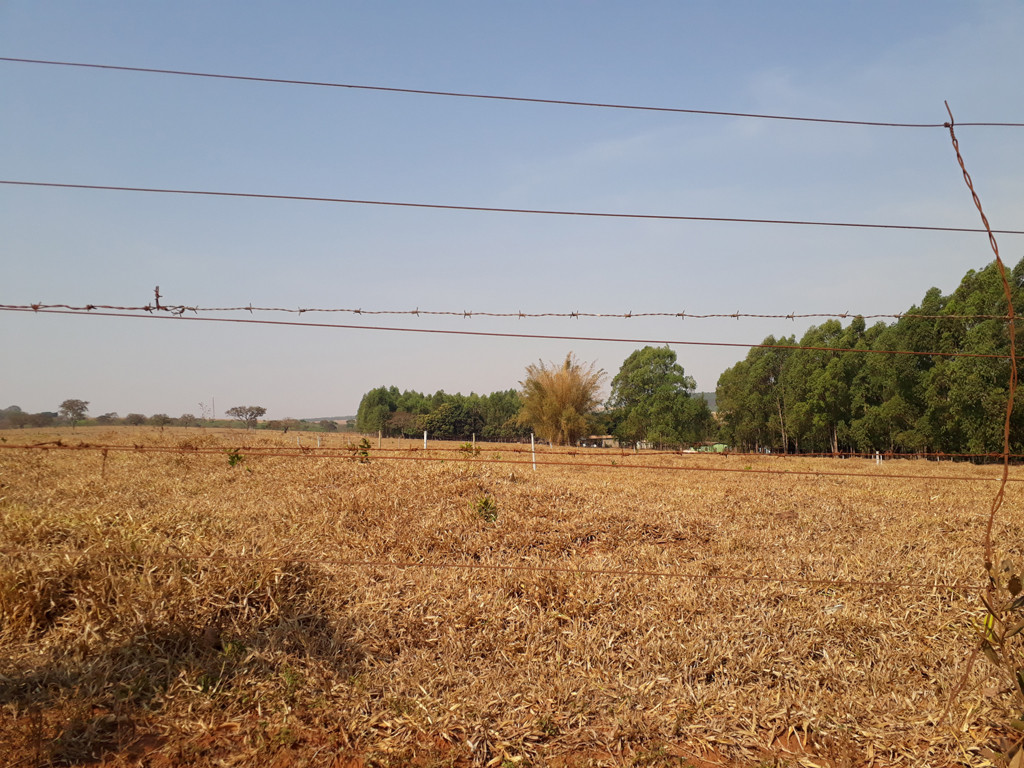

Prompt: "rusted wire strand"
[1,307,1012,360]
[3,440,1020,483]
[945,103,1019,574]
[1,301,1017,323]
[5,56,1023,128]
[937,103,1019,724]
[7,439,1023,463]
[4,180,1024,235]
[0,545,983,593]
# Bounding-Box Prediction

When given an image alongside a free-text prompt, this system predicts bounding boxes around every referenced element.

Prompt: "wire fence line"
[3,440,1022,484]
[5,56,1024,128]
[0,109,1016,626]
[1,306,1014,360]
[10,437,1021,462]
[1,299,1018,323]
[5,179,1024,235]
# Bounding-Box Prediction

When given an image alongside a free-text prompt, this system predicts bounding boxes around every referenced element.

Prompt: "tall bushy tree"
[355,386,399,433]
[225,405,267,430]
[518,353,605,445]
[58,399,89,429]
[607,346,711,447]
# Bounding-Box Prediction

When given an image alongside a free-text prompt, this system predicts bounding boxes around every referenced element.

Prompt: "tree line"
[356,387,530,441]
[355,346,715,447]
[0,402,347,433]
[8,259,1018,453]
[715,258,1024,455]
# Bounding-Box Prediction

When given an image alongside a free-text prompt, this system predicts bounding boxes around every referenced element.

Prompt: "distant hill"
[695,392,717,411]
[302,415,356,423]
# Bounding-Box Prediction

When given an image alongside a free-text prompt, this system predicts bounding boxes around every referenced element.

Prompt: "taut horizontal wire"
[0,546,982,593]
[2,57,1022,128]
[1,302,1015,323]
[11,439,1024,463]
[2,307,1011,360]
[4,180,1024,235]
[4,441,1020,483]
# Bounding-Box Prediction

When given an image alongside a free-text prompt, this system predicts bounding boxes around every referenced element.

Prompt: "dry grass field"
[1,426,1022,767]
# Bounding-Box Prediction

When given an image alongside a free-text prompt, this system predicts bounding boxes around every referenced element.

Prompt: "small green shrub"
[473,494,498,523]
[348,438,371,463]
[226,448,245,467]
[459,442,481,457]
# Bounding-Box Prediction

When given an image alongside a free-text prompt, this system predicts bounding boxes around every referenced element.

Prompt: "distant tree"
[150,413,172,430]
[29,412,57,428]
[26,411,54,430]
[1,406,31,429]
[59,399,89,429]
[226,405,267,430]
[125,413,147,426]
[356,386,399,433]
[518,353,605,446]
[178,413,198,427]
[318,419,338,432]
[607,346,713,448]
[387,410,422,438]
[95,412,119,425]
[422,401,465,439]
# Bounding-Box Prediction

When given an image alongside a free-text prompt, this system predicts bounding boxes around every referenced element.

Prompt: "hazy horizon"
[4,2,1023,419]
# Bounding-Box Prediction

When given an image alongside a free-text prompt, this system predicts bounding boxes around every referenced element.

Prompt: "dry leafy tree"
[58,399,89,429]
[518,353,605,445]
[225,405,267,430]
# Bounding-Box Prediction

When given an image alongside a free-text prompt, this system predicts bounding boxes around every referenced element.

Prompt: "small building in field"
[696,442,729,453]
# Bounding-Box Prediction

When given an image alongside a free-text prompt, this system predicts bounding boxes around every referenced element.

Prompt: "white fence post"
[531,433,536,471]
[424,430,428,450]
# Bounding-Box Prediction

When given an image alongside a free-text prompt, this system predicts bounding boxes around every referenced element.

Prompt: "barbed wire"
[2,298,1016,324]
[0,545,983,593]
[2,307,1014,360]
[5,179,1024,235]
[3,440,1020,484]
[4,57,1024,129]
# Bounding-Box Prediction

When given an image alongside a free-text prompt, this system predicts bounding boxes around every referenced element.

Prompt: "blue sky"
[2,2,1023,419]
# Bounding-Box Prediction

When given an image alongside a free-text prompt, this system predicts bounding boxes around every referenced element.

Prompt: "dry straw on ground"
[1,427,1021,766]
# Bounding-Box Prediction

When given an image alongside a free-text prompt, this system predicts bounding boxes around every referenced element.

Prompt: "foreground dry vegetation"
[1,427,1022,767]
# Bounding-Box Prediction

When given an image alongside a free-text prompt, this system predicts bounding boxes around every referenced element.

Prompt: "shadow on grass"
[0,561,364,766]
